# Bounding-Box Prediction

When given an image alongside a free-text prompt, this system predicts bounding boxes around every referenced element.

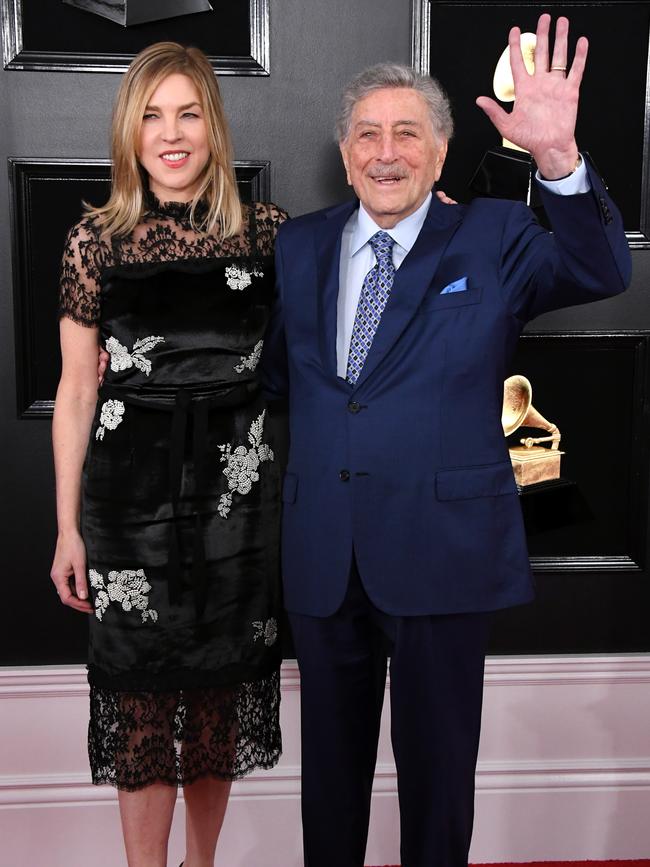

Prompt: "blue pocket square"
[440,277,468,294]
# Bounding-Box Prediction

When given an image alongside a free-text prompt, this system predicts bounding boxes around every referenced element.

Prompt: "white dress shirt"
[336,158,590,378]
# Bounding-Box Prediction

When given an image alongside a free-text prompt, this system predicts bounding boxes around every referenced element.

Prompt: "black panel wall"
[1,0,649,664]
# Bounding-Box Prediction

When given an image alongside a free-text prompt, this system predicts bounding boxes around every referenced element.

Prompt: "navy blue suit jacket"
[264,161,631,618]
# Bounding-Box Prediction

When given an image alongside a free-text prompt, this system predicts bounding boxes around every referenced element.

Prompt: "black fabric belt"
[100,381,261,617]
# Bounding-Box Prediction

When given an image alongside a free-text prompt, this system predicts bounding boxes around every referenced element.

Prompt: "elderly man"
[265,14,630,867]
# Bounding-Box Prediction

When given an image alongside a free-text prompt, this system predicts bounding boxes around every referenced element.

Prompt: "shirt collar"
[349,192,433,257]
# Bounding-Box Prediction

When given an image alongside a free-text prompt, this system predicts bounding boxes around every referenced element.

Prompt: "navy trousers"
[288,559,491,867]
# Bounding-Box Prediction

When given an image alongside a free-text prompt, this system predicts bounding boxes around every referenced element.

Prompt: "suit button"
[339,469,351,481]
[348,401,361,414]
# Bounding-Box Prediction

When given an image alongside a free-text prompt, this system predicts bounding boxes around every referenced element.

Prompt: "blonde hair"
[87,42,242,238]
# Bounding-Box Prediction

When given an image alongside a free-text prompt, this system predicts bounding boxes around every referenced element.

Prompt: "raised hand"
[475,14,588,179]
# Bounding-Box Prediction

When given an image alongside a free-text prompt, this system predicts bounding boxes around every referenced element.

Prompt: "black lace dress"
[58,198,287,790]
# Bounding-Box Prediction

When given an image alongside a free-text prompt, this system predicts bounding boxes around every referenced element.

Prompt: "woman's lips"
[160,151,190,168]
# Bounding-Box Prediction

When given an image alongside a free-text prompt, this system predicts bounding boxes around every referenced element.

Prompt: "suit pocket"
[282,472,298,504]
[435,461,516,501]
[422,286,483,312]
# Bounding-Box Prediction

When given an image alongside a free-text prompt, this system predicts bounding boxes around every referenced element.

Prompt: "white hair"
[336,62,454,144]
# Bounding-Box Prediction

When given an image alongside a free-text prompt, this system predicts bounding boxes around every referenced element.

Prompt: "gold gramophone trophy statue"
[470,33,543,208]
[502,375,564,488]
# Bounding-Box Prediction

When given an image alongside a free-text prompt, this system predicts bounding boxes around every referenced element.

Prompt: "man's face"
[339,87,448,229]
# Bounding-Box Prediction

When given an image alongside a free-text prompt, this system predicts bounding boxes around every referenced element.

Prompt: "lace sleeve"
[254,203,290,257]
[58,218,111,328]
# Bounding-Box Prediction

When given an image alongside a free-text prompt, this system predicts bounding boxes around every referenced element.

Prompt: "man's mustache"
[367,164,409,179]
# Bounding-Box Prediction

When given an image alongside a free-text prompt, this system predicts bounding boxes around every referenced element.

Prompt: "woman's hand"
[436,189,457,205]
[98,346,109,387]
[50,529,94,614]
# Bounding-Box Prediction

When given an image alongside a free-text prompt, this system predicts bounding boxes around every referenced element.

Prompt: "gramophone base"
[509,445,564,488]
[469,146,542,208]
[517,477,593,536]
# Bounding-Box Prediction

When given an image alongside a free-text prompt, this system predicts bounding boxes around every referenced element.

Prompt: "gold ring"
[550,65,567,72]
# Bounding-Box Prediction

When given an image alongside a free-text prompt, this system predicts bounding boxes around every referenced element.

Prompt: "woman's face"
[138,73,211,203]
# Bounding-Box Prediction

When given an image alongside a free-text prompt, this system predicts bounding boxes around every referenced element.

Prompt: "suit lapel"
[315,199,358,378]
[352,195,463,390]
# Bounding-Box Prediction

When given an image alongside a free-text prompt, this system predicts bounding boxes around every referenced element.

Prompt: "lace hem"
[88,670,281,791]
[57,307,100,328]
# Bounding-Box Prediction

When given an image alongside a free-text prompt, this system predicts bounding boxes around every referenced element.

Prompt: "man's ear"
[339,141,352,186]
[434,140,449,182]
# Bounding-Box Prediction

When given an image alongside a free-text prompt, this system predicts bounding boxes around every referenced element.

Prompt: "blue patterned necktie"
[346,230,396,385]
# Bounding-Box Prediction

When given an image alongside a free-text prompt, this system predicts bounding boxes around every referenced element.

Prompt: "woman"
[50,42,286,867]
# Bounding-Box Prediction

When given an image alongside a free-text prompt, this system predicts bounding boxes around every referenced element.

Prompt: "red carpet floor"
[370,862,650,867]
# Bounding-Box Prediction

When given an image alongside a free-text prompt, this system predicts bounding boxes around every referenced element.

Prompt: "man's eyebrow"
[354,119,421,127]
[143,101,201,112]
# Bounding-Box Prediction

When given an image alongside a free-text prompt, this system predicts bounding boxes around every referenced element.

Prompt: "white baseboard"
[4,758,650,807]
[2,656,650,865]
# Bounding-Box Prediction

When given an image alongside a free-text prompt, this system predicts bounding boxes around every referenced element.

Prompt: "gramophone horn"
[493,32,537,102]
[502,375,532,436]
[502,375,561,449]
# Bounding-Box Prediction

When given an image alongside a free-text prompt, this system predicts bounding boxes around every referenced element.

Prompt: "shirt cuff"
[535,156,590,195]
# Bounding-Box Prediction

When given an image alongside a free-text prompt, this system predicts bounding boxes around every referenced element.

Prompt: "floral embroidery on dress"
[217,410,274,518]
[58,204,290,327]
[234,340,264,374]
[89,568,158,623]
[252,618,278,646]
[106,335,165,376]
[96,399,125,441]
[224,263,263,291]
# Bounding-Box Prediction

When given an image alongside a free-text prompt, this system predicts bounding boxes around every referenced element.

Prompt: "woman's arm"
[50,317,100,614]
